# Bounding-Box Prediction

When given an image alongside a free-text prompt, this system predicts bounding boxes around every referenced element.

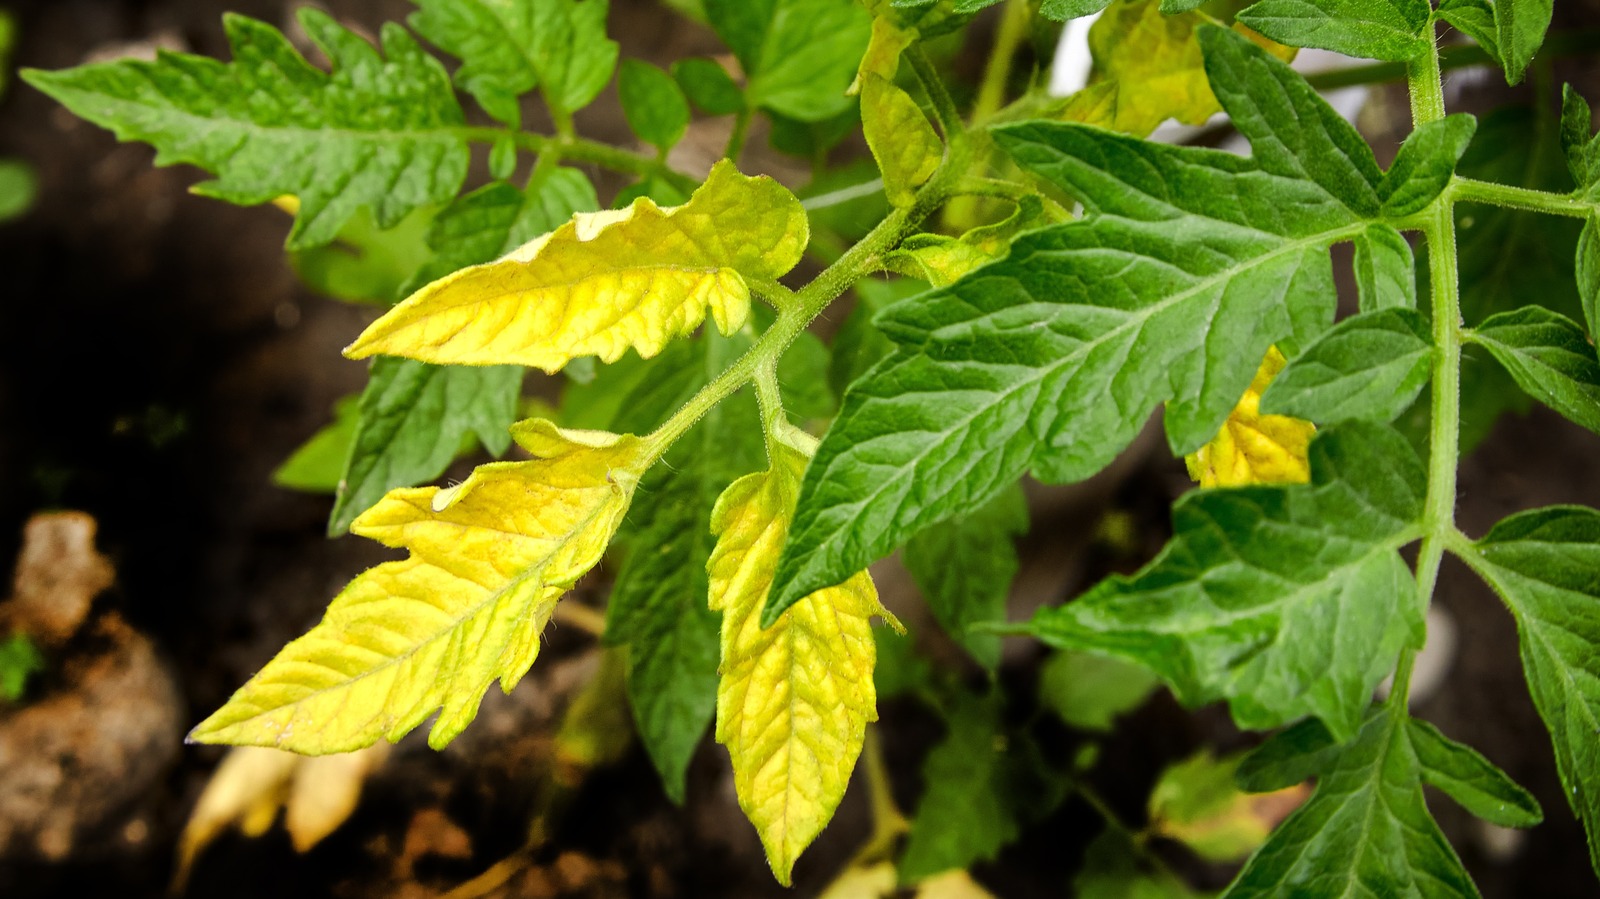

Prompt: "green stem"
[726,106,753,164]
[907,45,967,144]
[1451,177,1593,217]
[1306,29,1600,92]
[1400,46,1461,714]
[972,0,1031,127]
[458,126,700,193]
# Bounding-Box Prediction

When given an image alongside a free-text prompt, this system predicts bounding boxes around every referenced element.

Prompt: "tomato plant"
[25,0,1600,893]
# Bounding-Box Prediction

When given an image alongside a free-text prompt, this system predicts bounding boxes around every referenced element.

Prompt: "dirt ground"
[4,1,1600,896]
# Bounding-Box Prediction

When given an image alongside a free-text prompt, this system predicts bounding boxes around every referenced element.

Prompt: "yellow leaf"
[190,420,648,753]
[174,744,389,889]
[708,436,890,885]
[819,861,898,898]
[916,870,999,899]
[1185,347,1316,488]
[1059,0,1293,137]
[850,16,917,93]
[861,73,943,208]
[345,160,808,372]
[1148,749,1310,863]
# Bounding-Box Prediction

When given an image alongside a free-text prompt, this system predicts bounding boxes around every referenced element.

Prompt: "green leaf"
[898,689,1067,884]
[770,26,1378,621]
[25,10,469,250]
[1027,423,1424,741]
[1460,505,1600,875]
[1437,0,1501,67]
[409,0,618,123]
[1149,750,1289,863]
[705,0,871,121]
[1235,717,1341,793]
[1224,709,1480,898]
[1407,718,1543,829]
[1042,0,1117,18]
[0,633,45,702]
[672,57,744,115]
[1561,85,1600,196]
[1038,649,1160,732]
[828,277,914,401]
[1236,0,1430,61]
[275,396,361,493]
[778,330,838,424]
[1580,216,1600,342]
[903,484,1028,670]
[1470,306,1600,436]
[328,170,597,535]
[0,158,37,223]
[860,73,941,208]
[1495,0,1553,85]
[767,103,861,158]
[1074,827,1202,899]
[1352,223,1417,313]
[328,359,521,535]
[605,334,764,803]
[1379,114,1478,217]
[289,204,436,305]
[1260,308,1432,424]
[619,59,690,151]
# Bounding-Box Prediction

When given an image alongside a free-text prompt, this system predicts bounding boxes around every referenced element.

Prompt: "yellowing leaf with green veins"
[861,73,942,208]
[708,436,892,885]
[1186,347,1317,488]
[344,160,807,372]
[190,420,649,754]
[1059,0,1292,138]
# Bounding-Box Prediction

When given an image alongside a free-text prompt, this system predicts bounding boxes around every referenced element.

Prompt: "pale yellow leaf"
[818,860,898,898]
[174,743,389,889]
[1147,749,1310,863]
[861,73,942,208]
[344,160,807,372]
[1059,0,1293,138]
[916,870,999,899]
[708,436,889,885]
[1185,347,1316,488]
[189,420,648,753]
[849,16,917,93]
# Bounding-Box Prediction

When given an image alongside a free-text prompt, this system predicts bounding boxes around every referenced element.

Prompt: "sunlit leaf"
[347,161,807,372]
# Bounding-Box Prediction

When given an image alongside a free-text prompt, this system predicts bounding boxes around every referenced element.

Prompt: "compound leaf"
[409,0,617,123]
[1224,709,1480,898]
[771,27,1378,620]
[1407,719,1543,829]
[1237,0,1432,62]
[326,170,598,535]
[705,0,871,122]
[191,421,649,753]
[1029,422,1426,742]
[903,483,1029,670]
[602,334,765,804]
[899,688,1068,884]
[1459,506,1600,876]
[1261,308,1433,424]
[1471,306,1600,436]
[1058,0,1293,139]
[347,161,807,372]
[24,9,468,249]
[1496,0,1553,85]
[619,58,690,151]
[1380,115,1477,217]
[708,436,888,885]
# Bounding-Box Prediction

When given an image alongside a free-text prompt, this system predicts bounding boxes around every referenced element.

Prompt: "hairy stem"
[1452,177,1593,217]
[1400,40,1462,712]
[1306,28,1600,92]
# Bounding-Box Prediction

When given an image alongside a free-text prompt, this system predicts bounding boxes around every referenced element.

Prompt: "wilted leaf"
[1185,348,1317,488]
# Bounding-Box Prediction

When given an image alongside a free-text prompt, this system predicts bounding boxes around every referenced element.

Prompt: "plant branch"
[907,44,967,144]
[725,106,753,164]
[1402,41,1461,715]
[458,126,700,193]
[1306,29,1600,92]
[972,0,1031,127]
[1451,177,1593,218]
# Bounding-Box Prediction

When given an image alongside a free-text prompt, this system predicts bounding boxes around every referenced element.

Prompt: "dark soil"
[3,1,1600,897]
